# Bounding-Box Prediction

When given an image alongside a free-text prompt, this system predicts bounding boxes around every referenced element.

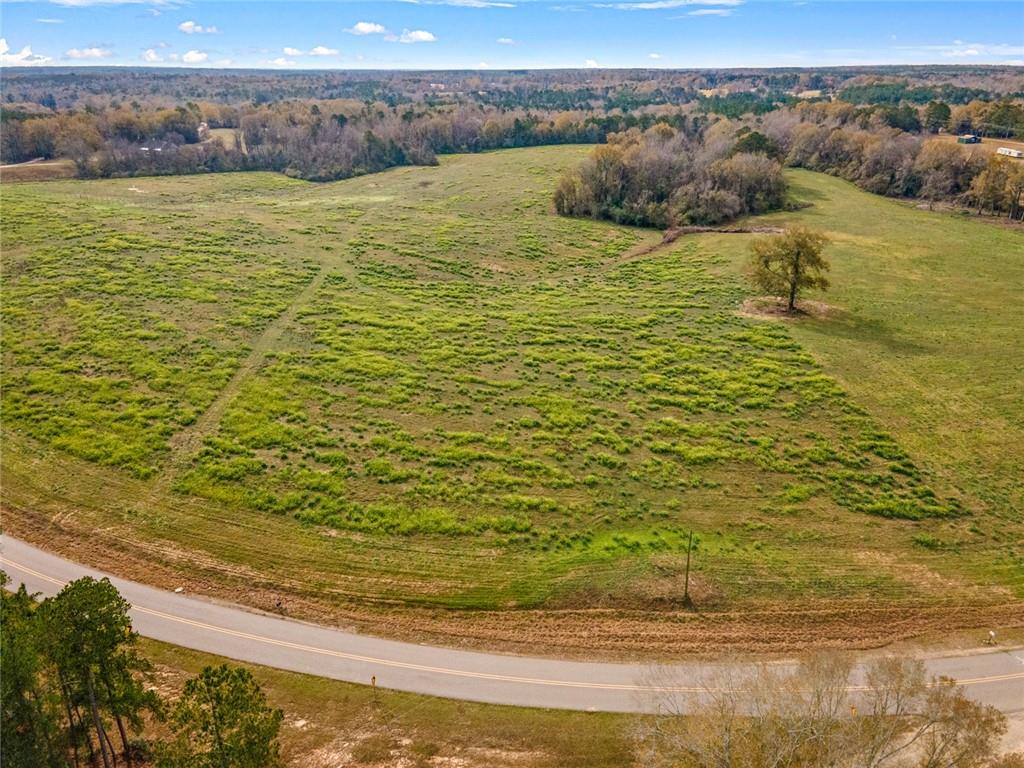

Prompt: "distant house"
[139,141,174,154]
[996,147,1024,159]
[957,134,981,144]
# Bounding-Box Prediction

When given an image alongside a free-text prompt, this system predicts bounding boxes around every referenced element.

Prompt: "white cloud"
[594,0,740,10]
[347,21,387,35]
[269,57,296,67]
[280,45,339,57]
[142,48,161,62]
[35,18,65,24]
[65,46,112,59]
[496,37,515,45]
[0,38,53,66]
[940,42,1024,58]
[893,41,1024,60]
[688,8,733,15]
[584,58,599,67]
[648,52,661,59]
[387,29,437,44]
[182,49,208,64]
[178,21,219,35]
[478,61,490,67]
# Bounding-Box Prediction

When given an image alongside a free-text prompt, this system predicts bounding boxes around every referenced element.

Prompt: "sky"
[0,0,1022,70]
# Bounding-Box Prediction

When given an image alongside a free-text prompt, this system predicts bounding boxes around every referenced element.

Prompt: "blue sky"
[1,1,1022,70]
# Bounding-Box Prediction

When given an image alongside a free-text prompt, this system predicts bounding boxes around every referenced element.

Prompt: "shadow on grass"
[800,311,930,357]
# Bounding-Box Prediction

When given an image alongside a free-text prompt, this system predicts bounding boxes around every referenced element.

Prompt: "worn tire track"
[157,266,327,489]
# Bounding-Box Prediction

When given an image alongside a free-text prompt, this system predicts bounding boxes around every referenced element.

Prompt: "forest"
[2,66,1023,222]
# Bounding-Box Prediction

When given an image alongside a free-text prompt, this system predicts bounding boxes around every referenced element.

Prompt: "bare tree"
[634,654,1009,768]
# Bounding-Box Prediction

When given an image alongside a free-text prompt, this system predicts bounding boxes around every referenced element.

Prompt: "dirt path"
[591,224,784,277]
[157,267,327,487]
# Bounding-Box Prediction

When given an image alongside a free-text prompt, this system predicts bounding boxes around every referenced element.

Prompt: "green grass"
[2,148,1021,649]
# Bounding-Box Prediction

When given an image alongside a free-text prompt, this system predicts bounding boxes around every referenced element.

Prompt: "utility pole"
[683,529,693,607]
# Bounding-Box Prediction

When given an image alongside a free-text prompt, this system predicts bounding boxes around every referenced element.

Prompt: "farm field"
[2,146,1022,655]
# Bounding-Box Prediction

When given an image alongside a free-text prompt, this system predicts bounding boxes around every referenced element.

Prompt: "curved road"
[2,535,1022,714]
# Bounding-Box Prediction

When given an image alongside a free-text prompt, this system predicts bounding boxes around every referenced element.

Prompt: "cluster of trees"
[557,104,1024,228]
[838,81,996,106]
[1,573,283,768]
[554,123,788,227]
[636,654,1020,768]
[761,105,1024,218]
[0,104,203,166]
[773,97,1024,140]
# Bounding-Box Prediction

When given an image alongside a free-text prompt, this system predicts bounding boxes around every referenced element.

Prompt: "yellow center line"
[4,556,1023,694]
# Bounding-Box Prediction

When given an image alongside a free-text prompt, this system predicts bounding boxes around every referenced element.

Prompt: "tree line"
[557,101,1024,228]
[3,77,1022,218]
[761,101,1024,219]
[1,573,284,768]
[0,98,694,182]
[3,66,1020,114]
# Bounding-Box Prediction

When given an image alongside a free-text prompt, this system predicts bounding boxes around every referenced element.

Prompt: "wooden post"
[683,530,693,606]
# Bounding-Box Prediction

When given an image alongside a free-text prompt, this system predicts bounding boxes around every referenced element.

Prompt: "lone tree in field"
[748,225,830,312]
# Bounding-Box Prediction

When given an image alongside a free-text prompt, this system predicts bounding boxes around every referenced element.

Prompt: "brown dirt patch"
[738,296,842,321]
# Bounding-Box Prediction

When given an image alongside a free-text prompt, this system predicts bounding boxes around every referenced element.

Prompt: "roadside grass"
[143,638,633,768]
[2,147,1021,652]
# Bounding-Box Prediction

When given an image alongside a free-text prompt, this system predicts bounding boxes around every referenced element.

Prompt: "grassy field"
[0,158,77,182]
[2,147,1022,654]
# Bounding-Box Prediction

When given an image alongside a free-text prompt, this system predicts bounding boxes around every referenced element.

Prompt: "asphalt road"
[2,534,1022,714]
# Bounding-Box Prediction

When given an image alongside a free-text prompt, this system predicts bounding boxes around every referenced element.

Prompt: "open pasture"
[2,147,1022,654]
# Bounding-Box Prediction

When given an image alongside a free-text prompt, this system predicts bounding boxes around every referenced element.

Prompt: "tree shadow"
[799,309,930,357]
